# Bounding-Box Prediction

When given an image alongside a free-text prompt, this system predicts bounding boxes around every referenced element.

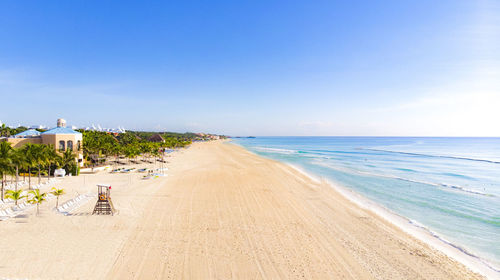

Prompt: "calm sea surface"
[233,137,500,270]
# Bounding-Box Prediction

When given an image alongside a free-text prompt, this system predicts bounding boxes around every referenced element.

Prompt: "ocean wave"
[256,145,496,197]
[360,148,500,164]
[437,183,494,197]
[310,159,360,175]
[395,167,417,172]
[253,147,298,155]
[408,219,500,273]
[388,176,494,197]
[310,160,496,197]
[367,173,495,198]
[309,149,369,155]
[441,172,475,180]
[256,147,338,161]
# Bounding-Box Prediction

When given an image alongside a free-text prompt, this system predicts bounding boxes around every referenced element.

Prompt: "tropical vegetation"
[28,189,46,215]
[51,187,65,208]
[0,127,224,201]
[5,189,26,205]
[0,141,76,201]
[0,124,45,138]
[80,130,192,166]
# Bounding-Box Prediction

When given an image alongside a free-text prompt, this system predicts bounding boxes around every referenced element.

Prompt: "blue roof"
[41,127,82,135]
[14,129,41,137]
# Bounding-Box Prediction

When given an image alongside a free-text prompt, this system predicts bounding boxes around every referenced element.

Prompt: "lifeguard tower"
[92,184,116,215]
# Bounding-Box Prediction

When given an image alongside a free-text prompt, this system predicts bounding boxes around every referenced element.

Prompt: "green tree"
[31,144,46,185]
[44,145,60,182]
[78,129,193,168]
[124,144,140,164]
[0,141,13,201]
[59,149,76,175]
[22,143,37,189]
[118,132,139,146]
[51,187,65,208]
[28,189,47,215]
[10,148,27,191]
[0,124,7,137]
[5,189,26,206]
[109,142,122,169]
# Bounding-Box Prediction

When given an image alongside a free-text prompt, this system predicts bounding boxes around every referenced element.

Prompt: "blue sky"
[0,0,499,136]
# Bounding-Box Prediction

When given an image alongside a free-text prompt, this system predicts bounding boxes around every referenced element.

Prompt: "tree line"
[0,141,76,201]
[0,124,44,137]
[80,130,192,166]
[0,128,212,200]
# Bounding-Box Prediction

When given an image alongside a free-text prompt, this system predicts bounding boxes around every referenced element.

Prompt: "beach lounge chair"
[5,208,14,216]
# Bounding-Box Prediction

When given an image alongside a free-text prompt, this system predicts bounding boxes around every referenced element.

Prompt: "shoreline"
[232,141,499,279]
[283,163,499,279]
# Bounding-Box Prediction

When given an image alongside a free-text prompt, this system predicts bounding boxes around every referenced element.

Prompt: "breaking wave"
[361,148,500,164]
[311,160,495,197]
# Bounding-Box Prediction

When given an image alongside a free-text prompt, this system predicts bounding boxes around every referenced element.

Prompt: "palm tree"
[59,149,76,175]
[124,145,139,164]
[32,144,46,185]
[0,124,11,137]
[22,143,37,189]
[5,189,26,205]
[0,141,13,201]
[51,187,65,208]
[10,149,27,191]
[110,143,122,169]
[28,189,47,215]
[151,148,160,168]
[139,142,151,162]
[44,145,59,182]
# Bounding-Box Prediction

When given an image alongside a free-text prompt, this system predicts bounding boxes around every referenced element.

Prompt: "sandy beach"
[0,141,484,279]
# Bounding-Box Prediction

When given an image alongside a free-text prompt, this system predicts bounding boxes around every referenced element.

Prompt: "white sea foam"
[260,151,500,277]
[285,163,322,184]
[254,147,297,155]
[311,160,496,197]
[317,176,500,279]
[362,148,500,164]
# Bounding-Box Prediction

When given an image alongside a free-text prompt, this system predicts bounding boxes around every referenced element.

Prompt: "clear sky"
[0,0,499,136]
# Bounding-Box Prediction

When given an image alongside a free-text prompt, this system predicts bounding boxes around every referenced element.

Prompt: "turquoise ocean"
[233,137,500,272]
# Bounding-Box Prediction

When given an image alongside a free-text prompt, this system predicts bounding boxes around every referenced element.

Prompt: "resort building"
[148,134,165,143]
[3,119,84,166]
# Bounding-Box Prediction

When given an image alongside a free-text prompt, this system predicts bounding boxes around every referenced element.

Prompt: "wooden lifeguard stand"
[92,184,116,215]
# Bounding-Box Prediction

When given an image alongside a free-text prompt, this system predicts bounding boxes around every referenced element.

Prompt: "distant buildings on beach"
[82,124,126,134]
[0,119,126,134]
[1,120,227,155]
[148,134,166,143]
[194,133,221,140]
[2,118,84,166]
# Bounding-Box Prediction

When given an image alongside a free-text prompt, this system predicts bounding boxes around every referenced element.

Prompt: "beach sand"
[0,141,484,279]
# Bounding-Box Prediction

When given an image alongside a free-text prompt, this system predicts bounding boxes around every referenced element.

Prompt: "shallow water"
[234,137,500,270]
